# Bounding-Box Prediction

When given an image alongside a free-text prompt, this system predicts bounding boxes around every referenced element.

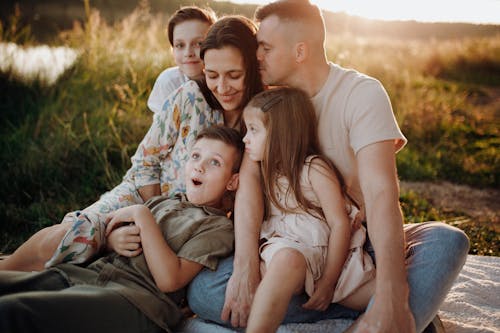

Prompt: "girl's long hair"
[248,87,353,219]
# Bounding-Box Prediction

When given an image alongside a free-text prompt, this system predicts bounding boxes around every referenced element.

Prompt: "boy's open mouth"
[192,178,202,186]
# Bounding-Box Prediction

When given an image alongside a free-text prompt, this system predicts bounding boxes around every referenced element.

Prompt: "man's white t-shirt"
[311,62,407,210]
[147,67,188,113]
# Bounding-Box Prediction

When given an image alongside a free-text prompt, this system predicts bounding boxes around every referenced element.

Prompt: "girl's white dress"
[259,156,375,302]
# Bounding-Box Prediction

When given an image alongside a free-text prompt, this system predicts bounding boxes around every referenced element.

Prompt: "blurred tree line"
[1,0,499,43]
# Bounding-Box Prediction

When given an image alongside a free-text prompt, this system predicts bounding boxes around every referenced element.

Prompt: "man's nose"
[256,46,264,61]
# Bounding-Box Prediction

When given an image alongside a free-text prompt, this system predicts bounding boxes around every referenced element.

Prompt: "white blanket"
[179,255,500,332]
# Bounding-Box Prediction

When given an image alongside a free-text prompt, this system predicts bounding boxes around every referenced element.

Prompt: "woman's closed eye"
[229,73,243,80]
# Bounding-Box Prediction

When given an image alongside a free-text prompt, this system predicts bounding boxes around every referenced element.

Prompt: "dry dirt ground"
[400,181,499,228]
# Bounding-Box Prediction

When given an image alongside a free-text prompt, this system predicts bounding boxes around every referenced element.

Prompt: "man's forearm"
[358,141,409,292]
[366,197,407,290]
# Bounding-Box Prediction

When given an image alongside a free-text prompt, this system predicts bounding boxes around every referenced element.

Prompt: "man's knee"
[430,222,470,257]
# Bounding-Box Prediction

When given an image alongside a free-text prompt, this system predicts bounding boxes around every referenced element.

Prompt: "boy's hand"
[302,279,335,311]
[107,224,142,257]
[105,206,138,234]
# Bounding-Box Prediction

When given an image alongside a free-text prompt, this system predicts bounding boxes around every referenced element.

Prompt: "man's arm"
[221,154,263,327]
[354,140,416,333]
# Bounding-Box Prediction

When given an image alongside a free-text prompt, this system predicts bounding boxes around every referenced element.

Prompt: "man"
[187,1,469,332]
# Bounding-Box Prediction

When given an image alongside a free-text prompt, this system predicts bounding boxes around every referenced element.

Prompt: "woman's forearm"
[138,184,161,202]
[233,155,263,269]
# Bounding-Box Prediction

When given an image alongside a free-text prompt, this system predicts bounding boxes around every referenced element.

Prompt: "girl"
[0,15,263,271]
[243,87,375,333]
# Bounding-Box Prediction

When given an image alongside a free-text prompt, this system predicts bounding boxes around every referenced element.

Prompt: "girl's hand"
[302,279,335,311]
[107,224,142,257]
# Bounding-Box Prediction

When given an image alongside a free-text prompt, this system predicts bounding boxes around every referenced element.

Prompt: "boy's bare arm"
[106,205,203,292]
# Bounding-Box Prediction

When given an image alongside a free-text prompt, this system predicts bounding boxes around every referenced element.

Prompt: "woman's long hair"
[197,15,264,111]
[248,87,353,220]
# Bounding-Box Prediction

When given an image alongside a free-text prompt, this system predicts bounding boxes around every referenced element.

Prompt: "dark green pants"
[0,270,163,333]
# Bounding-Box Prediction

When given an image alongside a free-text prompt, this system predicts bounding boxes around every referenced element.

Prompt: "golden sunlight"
[223,0,500,24]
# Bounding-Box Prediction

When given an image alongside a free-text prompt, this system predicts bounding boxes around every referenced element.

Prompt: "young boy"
[0,126,242,333]
[0,6,217,272]
[147,6,216,113]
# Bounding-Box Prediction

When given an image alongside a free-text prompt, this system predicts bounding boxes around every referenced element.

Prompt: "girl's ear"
[295,41,308,63]
[225,173,239,191]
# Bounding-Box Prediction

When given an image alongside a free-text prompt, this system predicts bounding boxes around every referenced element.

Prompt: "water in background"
[0,42,80,86]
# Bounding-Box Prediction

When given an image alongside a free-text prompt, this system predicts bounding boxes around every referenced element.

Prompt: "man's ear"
[226,173,239,191]
[295,41,308,63]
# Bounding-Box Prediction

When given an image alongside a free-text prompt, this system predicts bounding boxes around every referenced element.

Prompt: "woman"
[0,15,263,271]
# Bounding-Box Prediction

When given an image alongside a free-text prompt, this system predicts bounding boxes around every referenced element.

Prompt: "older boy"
[0,126,242,333]
[147,6,216,113]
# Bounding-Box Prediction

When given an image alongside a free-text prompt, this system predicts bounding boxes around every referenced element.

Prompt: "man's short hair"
[255,0,324,31]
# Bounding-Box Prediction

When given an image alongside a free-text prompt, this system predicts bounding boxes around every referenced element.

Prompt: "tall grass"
[0,3,498,254]
[326,34,499,187]
[0,3,174,251]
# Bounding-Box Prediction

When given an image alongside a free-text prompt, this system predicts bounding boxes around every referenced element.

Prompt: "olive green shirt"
[55,195,234,331]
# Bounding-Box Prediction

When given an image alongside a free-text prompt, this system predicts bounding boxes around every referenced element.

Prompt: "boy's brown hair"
[167,6,217,46]
[195,126,244,173]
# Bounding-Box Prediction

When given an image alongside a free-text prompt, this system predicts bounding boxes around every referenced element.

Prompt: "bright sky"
[220,0,500,24]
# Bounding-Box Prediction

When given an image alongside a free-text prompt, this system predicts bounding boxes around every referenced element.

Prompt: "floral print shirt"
[124,80,224,197]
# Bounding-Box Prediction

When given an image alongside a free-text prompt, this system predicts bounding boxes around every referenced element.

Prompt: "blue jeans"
[187,222,469,332]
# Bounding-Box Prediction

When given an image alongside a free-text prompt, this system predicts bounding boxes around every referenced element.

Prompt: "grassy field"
[0,2,498,255]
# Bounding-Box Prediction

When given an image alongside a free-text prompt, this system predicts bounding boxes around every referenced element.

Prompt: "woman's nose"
[217,78,229,94]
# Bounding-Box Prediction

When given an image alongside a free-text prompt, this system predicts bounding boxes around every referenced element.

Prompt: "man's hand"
[221,264,261,327]
[353,291,416,333]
